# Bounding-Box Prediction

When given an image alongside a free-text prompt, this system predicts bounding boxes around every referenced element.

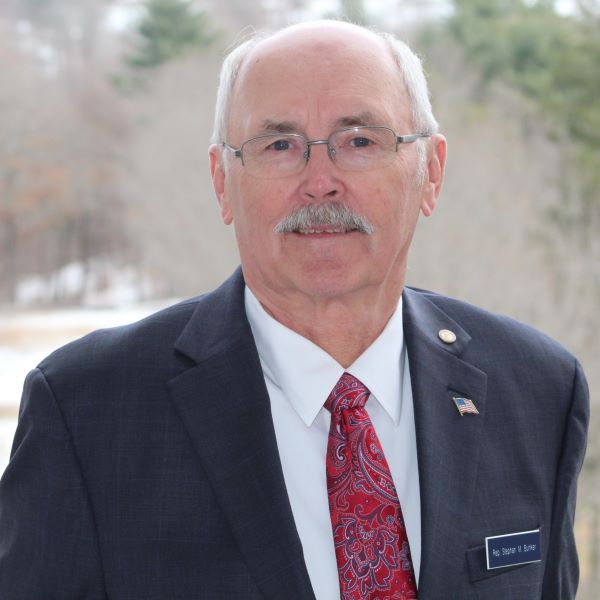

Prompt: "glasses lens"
[242,134,307,179]
[330,127,397,171]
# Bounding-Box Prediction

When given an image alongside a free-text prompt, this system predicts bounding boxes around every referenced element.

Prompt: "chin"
[293,265,370,299]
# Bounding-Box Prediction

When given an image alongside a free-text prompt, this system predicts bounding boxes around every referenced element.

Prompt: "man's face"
[210,24,445,308]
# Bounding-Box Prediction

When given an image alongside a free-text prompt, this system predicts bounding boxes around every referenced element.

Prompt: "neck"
[250,285,403,368]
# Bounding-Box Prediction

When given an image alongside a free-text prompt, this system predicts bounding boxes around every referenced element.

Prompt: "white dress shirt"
[244,287,421,599]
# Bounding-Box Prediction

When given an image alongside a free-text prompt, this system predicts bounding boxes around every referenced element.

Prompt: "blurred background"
[0,0,598,595]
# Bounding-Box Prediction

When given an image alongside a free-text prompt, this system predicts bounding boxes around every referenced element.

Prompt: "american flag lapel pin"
[453,396,479,416]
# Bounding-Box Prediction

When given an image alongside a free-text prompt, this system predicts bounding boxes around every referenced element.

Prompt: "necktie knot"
[325,372,370,414]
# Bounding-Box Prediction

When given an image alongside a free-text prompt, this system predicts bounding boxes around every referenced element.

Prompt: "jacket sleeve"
[0,368,107,599]
[542,359,590,599]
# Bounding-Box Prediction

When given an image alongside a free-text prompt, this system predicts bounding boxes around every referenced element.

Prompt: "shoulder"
[405,287,589,438]
[39,297,200,370]
[33,296,209,404]
[34,270,246,401]
[405,286,582,381]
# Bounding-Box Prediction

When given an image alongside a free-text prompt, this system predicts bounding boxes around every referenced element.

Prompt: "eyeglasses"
[222,126,430,179]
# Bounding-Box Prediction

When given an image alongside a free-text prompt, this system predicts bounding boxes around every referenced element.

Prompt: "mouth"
[295,226,358,235]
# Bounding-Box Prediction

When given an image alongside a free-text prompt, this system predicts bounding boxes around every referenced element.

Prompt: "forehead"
[228,25,410,138]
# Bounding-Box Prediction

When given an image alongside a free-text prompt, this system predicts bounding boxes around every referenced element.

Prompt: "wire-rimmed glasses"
[222,126,430,179]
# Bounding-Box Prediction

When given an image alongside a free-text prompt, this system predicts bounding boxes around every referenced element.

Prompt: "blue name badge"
[485,529,542,570]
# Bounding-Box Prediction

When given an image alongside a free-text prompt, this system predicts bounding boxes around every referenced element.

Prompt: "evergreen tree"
[127,0,213,69]
[450,0,600,151]
[449,0,600,240]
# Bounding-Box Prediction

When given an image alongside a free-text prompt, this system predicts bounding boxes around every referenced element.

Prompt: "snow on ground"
[0,299,178,473]
[15,262,159,307]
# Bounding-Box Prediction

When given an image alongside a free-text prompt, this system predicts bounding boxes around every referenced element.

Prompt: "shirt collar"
[245,286,405,427]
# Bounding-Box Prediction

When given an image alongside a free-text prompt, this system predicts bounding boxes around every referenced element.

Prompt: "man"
[0,20,588,600]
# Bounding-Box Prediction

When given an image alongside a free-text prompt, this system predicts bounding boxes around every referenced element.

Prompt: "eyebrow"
[334,112,379,128]
[258,111,381,136]
[260,120,301,134]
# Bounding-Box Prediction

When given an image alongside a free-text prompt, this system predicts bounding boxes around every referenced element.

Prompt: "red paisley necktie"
[325,372,417,600]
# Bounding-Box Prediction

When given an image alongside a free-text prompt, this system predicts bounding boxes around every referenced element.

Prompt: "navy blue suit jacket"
[0,269,589,599]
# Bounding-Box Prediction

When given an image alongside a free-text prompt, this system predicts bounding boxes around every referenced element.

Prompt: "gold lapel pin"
[438,329,457,344]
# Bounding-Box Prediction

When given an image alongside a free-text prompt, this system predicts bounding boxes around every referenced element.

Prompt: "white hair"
[210,22,439,149]
[378,32,439,135]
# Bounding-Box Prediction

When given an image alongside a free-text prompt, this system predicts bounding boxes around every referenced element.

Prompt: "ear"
[420,134,447,217]
[209,144,233,225]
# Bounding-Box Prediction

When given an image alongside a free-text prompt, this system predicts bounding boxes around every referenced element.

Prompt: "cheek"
[230,177,291,233]
[368,179,422,240]
[370,180,407,221]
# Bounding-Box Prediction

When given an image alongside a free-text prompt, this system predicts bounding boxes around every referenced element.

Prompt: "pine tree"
[127,0,212,69]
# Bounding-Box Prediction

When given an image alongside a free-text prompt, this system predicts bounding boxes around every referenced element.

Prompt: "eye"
[349,136,374,148]
[267,138,293,151]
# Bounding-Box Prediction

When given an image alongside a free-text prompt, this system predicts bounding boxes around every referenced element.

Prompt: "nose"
[299,142,344,201]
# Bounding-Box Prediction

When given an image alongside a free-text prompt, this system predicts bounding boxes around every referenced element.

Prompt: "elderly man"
[0,20,588,600]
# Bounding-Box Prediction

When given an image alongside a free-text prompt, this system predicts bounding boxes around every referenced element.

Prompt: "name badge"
[485,529,541,570]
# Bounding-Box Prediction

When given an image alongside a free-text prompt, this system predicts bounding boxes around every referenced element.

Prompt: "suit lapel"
[403,288,488,597]
[167,270,315,600]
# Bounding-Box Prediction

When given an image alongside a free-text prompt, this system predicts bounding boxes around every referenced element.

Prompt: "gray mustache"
[274,203,375,235]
